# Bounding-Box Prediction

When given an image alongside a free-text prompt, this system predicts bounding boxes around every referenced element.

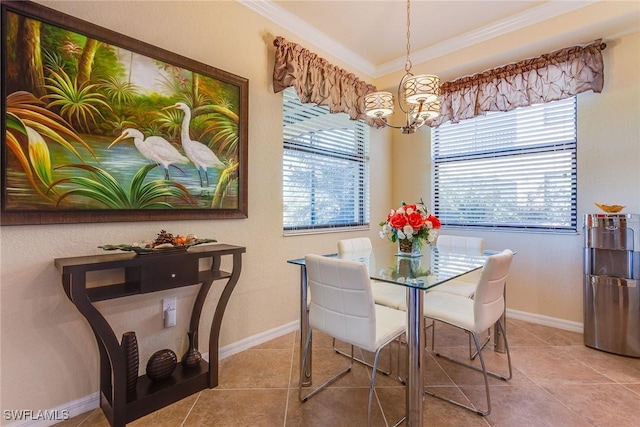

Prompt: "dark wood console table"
[55,243,245,427]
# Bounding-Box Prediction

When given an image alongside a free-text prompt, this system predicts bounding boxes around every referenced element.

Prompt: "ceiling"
[239,0,640,79]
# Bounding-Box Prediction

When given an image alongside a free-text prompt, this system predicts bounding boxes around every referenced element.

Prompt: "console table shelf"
[55,244,245,427]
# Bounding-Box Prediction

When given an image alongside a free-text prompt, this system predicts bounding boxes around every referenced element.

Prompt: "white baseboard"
[4,392,99,427]
[506,308,584,334]
[8,313,581,427]
[218,320,299,360]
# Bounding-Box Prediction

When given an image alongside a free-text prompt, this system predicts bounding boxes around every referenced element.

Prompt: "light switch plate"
[163,297,176,313]
[163,297,177,327]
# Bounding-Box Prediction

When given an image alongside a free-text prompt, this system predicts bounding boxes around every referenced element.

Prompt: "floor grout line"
[282,330,297,427]
[179,390,201,427]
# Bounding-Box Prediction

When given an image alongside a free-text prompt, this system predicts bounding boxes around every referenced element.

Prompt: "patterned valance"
[272,36,382,127]
[431,39,606,127]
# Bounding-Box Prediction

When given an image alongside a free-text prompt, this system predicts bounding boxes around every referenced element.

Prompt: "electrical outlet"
[163,297,177,328]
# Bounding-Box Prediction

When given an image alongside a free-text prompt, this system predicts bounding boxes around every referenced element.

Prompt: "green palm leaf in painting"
[212,161,238,208]
[100,76,139,106]
[26,127,53,187]
[49,164,194,209]
[43,67,112,132]
[5,91,97,202]
[5,114,48,200]
[128,164,193,208]
[7,91,96,158]
[194,105,239,158]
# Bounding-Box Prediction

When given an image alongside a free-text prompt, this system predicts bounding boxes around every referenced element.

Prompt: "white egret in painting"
[165,102,225,187]
[109,128,189,180]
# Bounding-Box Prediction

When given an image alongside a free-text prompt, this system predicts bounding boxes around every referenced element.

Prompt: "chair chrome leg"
[424,331,491,416]
[496,319,512,380]
[302,329,406,425]
[470,328,491,360]
[368,345,383,426]
[300,329,353,402]
[333,338,391,375]
[472,332,491,416]
[426,319,513,416]
[432,327,511,381]
[371,332,407,427]
[424,318,434,350]
[368,339,408,427]
[430,318,436,352]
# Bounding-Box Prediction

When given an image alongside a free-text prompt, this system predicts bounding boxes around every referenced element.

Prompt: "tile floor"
[58,319,640,427]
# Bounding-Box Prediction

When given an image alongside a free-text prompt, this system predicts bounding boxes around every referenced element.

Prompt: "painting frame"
[1,0,249,225]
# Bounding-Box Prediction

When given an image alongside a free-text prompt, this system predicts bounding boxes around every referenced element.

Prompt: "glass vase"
[398,238,421,257]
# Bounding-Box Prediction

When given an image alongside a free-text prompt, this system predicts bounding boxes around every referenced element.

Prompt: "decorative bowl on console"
[99,230,216,254]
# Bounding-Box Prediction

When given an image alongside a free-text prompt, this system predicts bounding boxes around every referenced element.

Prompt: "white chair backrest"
[305,254,376,350]
[337,237,373,254]
[337,238,373,267]
[436,235,485,254]
[473,249,514,331]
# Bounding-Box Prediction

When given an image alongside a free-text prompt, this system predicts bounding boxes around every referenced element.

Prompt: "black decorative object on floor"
[181,330,202,368]
[121,331,139,398]
[146,349,177,381]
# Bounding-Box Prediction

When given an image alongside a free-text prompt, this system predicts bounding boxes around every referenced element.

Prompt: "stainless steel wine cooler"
[584,213,639,357]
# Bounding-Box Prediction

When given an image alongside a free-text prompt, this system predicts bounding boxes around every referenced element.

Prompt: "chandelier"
[364,0,441,134]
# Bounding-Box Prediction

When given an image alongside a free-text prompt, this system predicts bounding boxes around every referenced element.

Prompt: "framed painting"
[1,1,248,225]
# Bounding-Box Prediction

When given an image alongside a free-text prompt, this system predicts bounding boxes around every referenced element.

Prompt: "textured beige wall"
[0,0,388,417]
[0,0,638,418]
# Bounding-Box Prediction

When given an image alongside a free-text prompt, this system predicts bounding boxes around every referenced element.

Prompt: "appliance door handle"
[589,275,637,288]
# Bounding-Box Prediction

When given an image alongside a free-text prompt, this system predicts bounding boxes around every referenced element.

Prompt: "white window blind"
[432,96,577,232]
[283,87,370,234]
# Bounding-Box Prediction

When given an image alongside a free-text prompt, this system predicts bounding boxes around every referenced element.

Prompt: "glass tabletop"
[287,244,494,290]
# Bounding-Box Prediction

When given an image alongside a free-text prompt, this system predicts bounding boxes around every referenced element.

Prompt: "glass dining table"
[287,244,495,426]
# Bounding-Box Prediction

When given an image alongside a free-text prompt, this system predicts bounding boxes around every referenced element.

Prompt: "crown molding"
[375,0,600,77]
[238,0,376,76]
[238,0,599,79]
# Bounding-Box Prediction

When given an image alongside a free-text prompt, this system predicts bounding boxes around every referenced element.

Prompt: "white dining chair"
[430,235,493,359]
[432,235,485,298]
[337,237,373,253]
[337,237,407,310]
[301,254,406,426]
[335,238,406,374]
[423,249,514,416]
[435,234,485,254]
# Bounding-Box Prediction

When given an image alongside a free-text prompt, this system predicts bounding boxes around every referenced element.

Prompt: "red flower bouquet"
[379,200,441,250]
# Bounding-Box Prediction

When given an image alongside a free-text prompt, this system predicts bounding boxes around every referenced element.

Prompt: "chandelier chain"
[405,0,412,73]
[362,0,440,132]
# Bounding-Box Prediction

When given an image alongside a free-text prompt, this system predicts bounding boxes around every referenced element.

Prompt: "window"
[282,87,370,234]
[432,96,577,232]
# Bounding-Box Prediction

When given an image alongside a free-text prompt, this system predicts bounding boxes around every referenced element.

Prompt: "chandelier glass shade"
[404,74,440,104]
[364,0,441,134]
